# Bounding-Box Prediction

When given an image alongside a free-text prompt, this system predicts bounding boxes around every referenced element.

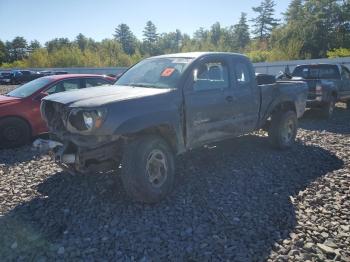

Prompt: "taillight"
[315,84,323,95]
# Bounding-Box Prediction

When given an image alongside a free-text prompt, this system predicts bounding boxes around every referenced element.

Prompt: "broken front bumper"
[33,139,121,174]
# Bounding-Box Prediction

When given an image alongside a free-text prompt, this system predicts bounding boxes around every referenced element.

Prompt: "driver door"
[184,57,237,149]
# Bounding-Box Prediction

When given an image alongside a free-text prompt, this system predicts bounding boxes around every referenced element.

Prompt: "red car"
[0,74,115,148]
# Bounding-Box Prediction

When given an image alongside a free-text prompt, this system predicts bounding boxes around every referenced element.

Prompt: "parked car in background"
[13,70,44,84]
[0,70,43,84]
[0,74,115,148]
[40,52,308,203]
[280,64,350,118]
[0,71,13,84]
[39,70,68,76]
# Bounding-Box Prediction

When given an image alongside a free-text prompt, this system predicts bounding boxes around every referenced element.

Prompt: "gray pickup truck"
[290,64,350,118]
[40,52,307,203]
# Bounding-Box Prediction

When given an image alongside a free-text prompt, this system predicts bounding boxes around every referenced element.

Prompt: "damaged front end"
[39,100,123,174]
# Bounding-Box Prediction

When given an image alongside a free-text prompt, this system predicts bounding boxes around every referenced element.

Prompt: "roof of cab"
[152,52,248,60]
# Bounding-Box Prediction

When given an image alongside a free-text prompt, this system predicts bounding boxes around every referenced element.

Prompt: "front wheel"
[0,117,31,148]
[121,135,175,203]
[268,110,298,149]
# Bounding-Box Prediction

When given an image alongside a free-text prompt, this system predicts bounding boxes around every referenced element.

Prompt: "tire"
[0,117,31,148]
[268,110,298,149]
[320,97,336,119]
[121,135,175,203]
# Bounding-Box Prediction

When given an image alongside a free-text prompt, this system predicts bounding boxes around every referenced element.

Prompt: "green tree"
[251,0,280,40]
[193,27,208,42]
[142,21,160,56]
[76,33,88,51]
[45,38,71,53]
[301,0,343,58]
[28,40,41,53]
[143,21,159,43]
[158,30,183,53]
[283,0,303,22]
[327,48,350,58]
[0,40,6,65]
[11,36,28,60]
[210,22,222,45]
[49,46,84,67]
[114,23,136,55]
[233,13,250,50]
[26,48,49,67]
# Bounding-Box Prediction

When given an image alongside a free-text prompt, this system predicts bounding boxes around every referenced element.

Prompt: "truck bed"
[259,81,308,125]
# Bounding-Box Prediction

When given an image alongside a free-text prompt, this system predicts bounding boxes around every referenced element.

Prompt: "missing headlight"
[67,108,107,133]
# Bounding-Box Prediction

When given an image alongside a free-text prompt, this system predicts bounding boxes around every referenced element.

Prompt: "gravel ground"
[0,84,349,261]
[0,84,17,95]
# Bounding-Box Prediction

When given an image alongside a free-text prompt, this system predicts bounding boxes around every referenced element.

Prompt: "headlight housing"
[83,112,94,130]
[67,108,107,133]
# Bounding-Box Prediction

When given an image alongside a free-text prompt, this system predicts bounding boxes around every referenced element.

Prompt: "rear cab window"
[292,65,341,79]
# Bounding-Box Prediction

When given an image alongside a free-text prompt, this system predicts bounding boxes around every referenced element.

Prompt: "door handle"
[226,96,234,102]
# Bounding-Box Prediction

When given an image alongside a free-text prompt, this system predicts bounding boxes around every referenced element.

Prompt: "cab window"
[233,62,251,86]
[341,66,350,80]
[192,61,229,91]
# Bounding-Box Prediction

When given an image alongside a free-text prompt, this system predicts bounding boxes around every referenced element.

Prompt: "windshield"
[292,65,341,79]
[7,77,52,98]
[115,57,194,89]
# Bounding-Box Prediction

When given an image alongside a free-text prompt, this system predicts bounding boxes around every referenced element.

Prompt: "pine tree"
[251,0,280,39]
[233,13,250,50]
[11,36,28,60]
[114,23,136,55]
[0,40,6,64]
[28,40,41,50]
[143,21,158,43]
[193,27,208,42]
[210,22,222,45]
[76,33,88,51]
[283,0,303,22]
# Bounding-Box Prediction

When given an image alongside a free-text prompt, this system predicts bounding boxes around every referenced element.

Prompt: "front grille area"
[41,100,70,132]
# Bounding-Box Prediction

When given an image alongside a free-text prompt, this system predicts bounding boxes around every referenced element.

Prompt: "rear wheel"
[321,97,336,119]
[0,117,31,148]
[121,135,175,203]
[268,110,298,149]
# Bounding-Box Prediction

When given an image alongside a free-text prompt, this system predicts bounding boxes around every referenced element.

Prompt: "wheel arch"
[122,124,179,154]
[270,101,297,115]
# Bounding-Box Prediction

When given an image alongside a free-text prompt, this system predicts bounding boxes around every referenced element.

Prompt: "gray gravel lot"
[0,84,349,261]
[0,84,17,95]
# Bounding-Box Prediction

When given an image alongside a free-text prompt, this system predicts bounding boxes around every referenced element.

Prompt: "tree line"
[0,0,349,68]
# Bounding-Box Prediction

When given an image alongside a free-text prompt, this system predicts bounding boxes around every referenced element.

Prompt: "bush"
[327,48,350,58]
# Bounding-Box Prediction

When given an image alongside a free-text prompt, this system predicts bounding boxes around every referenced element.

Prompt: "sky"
[0,0,291,44]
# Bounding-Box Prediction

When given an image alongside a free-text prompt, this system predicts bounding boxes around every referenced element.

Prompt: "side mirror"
[34,92,48,101]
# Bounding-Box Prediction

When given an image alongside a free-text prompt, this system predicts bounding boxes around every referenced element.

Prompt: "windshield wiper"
[124,83,155,88]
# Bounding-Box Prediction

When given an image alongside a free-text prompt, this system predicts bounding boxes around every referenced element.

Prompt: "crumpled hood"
[0,95,21,105]
[43,85,173,108]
